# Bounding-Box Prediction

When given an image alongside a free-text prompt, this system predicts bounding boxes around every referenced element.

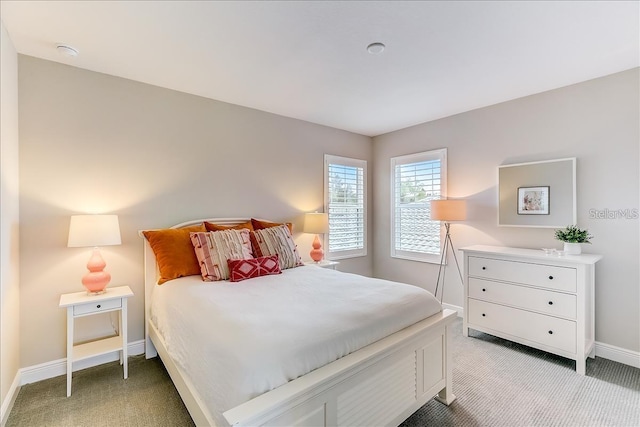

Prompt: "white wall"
[17,55,373,368]
[373,68,640,353]
[0,20,21,421]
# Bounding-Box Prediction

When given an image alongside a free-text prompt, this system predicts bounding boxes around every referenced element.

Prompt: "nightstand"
[59,285,134,396]
[304,260,340,270]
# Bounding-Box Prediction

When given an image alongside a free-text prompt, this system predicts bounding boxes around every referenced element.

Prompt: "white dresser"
[460,245,602,375]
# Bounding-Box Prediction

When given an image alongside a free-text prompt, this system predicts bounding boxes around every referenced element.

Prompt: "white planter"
[564,242,582,255]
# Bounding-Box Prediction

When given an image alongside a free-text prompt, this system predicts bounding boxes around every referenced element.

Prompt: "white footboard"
[224,309,457,427]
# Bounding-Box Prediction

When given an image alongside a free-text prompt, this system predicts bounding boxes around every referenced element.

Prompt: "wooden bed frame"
[141,218,457,426]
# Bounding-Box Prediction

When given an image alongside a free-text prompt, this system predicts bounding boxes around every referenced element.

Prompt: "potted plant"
[554,225,593,255]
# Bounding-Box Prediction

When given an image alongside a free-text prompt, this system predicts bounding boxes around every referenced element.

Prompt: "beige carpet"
[7,319,640,426]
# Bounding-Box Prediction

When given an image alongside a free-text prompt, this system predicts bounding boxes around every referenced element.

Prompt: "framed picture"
[517,186,549,215]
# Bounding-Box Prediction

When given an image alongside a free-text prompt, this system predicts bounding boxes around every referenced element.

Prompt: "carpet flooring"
[7,319,640,426]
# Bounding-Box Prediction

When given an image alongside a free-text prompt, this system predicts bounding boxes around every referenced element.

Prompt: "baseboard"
[442,302,463,317]
[0,371,20,427]
[454,305,638,369]
[20,339,145,386]
[595,341,640,369]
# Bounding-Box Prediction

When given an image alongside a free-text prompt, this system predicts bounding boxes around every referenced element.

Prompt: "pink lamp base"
[309,234,324,262]
[82,248,111,294]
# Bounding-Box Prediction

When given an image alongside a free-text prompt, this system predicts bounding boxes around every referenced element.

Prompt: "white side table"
[59,285,134,396]
[304,260,340,270]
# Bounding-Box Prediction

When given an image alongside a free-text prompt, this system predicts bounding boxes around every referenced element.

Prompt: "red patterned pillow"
[227,255,282,282]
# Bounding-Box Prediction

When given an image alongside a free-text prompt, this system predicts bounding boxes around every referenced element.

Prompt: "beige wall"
[14,54,640,370]
[17,55,373,368]
[0,20,21,419]
[373,68,640,353]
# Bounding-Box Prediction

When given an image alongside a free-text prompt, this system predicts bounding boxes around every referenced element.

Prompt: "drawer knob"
[482,313,486,317]
[96,304,101,309]
[548,330,553,335]
[548,275,554,280]
[482,267,486,270]
[548,301,553,305]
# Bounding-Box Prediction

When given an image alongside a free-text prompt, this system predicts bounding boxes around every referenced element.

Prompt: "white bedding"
[151,265,442,427]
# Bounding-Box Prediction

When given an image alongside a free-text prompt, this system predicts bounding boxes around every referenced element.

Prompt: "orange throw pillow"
[204,221,254,232]
[142,224,205,284]
[251,218,293,234]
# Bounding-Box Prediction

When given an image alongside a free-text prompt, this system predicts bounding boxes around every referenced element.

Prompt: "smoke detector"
[367,42,385,55]
[56,44,79,57]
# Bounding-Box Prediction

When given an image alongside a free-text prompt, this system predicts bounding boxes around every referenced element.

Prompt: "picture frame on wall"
[498,158,575,227]
[517,186,550,215]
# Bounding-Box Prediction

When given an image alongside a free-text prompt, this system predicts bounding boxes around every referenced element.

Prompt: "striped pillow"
[250,225,303,270]
[190,229,254,281]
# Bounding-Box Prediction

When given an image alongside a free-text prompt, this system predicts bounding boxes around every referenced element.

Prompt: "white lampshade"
[68,215,122,248]
[303,212,329,234]
[430,200,467,222]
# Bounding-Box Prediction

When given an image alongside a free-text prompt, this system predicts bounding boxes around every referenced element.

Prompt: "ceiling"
[2,1,638,137]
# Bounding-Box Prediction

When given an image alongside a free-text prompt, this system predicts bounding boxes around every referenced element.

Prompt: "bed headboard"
[139,218,255,358]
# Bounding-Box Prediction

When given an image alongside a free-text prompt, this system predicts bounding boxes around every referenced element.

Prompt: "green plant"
[554,225,593,243]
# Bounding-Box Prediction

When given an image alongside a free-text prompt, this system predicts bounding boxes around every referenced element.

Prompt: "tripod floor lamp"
[430,199,467,303]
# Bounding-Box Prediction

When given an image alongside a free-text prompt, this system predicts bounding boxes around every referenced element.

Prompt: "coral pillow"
[204,221,254,232]
[190,229,254,281]
[251,218,293,234]
[227,255,282,282]
[250,225,303,270]
[142,224,206,284]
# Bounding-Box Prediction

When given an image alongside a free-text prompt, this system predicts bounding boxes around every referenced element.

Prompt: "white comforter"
[151,265,442,427]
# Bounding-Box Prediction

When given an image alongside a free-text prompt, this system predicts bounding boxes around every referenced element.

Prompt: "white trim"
[20,340,144,386]
[497,157,577,228]
[324,154,368,259]
[441,302,463,318]
[4,319,636,426]
[390,148,448,263]
[0,371,20,427]
[595,341,640,369]
[452,298,640,369]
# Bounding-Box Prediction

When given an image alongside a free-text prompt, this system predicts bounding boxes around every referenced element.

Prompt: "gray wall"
[15,54,640,370]
[17,55,373,368]
[0,21,21,418]
[373,68,640,353]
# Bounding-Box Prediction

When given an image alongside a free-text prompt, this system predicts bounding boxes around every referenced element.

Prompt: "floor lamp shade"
[303,212,329,262]
[430,199,467,221]
[68,215,121,294]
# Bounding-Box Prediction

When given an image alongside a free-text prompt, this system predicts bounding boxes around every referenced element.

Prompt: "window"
[324,155,367,259]
[391,149,447,263]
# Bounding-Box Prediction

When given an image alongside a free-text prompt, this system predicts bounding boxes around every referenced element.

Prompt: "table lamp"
[68,214,121,294]
[303,212,329,262]
[430,199,467,302]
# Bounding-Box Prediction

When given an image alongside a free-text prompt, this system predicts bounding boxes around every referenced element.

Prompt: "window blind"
[391,149,447,263]
[324,155,367,258]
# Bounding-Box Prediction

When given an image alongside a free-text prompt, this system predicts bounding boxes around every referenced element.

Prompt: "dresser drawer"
[468,299,576,354]
[469,278,576,319]
[73,298,122,316]
[468,256,576,293]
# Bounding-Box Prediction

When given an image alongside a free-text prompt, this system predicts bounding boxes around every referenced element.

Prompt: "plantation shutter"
[324,155,367,258]
[391,149,447,263]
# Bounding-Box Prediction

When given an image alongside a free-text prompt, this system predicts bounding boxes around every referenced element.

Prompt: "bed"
[141,218,457,426]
